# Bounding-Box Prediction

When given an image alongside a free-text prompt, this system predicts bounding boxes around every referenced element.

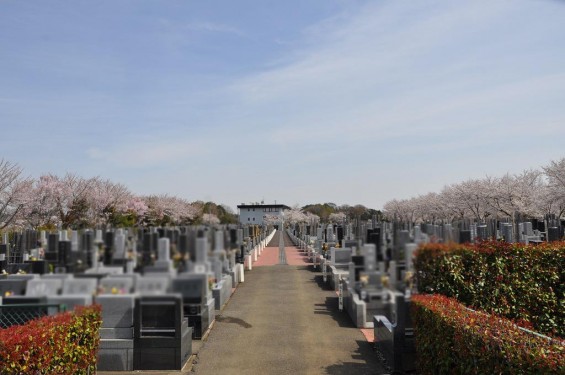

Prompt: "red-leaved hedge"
[412,294,565,375]
[0,304,101,374]
[414,240,564,338]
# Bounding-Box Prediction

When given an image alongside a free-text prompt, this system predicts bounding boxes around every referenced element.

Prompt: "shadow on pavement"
[313,296,357,328]
[322,340,386,375]
[310,273,335,291]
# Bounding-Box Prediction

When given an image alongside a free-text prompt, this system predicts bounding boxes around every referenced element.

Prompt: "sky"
[1,0,564,212]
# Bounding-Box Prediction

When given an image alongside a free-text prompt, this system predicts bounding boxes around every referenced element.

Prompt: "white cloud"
[221,1,565,151]
[186,22,246,37]
[86,138,210,168]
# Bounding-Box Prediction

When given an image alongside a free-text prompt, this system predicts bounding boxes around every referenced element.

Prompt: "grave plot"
[289,220,422,374]
[0,224,276,372]
[291,211,565,374]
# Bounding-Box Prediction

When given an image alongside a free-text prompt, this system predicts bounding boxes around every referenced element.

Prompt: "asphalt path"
[191,231,385,375]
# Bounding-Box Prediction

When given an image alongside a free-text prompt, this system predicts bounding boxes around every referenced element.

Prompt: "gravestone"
[58,240,72,271]
[362,244,377,273]
[99,277,135,294]
[0,243,8,263]
[155,238,173,269]
[548,227,560,242]
[25,279,62,296]
[114,231,127,260]
[133,295,192,370]
[501,223,513,243]
[47,277,97,311]
[330,248,352,265]
[136,276,170,295]
[171,274,212,339]
[476,225,487,240]
[96,294,136,371]
[71,230,79,252]
[45,233,59,264]
[442,224,453,243]
[459,230,472,244]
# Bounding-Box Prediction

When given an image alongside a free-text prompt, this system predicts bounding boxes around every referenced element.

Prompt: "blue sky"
[1,0,564,211]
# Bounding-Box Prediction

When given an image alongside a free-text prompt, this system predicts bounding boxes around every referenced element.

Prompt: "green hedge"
[0,305,101,374]
[412,294,565,375]
[414,240,564,338]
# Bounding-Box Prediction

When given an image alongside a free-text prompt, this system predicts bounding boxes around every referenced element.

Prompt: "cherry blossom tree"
[26,173,93,229]
[202,213,220,225]
[543,157,565,193]
[441,179,492,222]
[125,196,149,225]
[284,207,309,225]
[534,182,565,218]
[328,212,346,224]
[305,211,320,224]
[415,192,449,223]
[15,175,60,229]
[85,178,133,226]
[542,158,565,218]
[0,160,31,230]
[263,214,281,225]
[142,195,198,226]
[484,170,542,219]
[383,198,418,223]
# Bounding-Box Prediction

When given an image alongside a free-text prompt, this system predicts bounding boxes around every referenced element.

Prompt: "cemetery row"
[286,218,564,374]
[0,224,276,371]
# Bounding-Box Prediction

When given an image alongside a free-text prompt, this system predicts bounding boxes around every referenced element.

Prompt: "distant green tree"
[192,201,237,224]
[302,203,336,222]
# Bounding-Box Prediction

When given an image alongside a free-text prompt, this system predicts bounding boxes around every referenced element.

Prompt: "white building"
[237,204,290,225]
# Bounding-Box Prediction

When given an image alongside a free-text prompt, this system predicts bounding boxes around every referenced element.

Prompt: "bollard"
[239,263,245,283]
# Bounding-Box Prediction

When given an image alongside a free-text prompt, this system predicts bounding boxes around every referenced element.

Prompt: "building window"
[248,218,250,221]
[253,218,255,221]
[248,209,250,212]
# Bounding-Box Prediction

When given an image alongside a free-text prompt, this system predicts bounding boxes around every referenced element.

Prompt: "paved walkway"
[98,231,385,374]
[191,231,385,375]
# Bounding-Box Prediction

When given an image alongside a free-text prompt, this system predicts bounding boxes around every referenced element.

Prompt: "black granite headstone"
[104,231,114,252]
[459,230,472,244]
[548,227,560,242]
[351,255,364,282]
[178,234,188,255]
[25,260,49,274]
[337,226,344,243]
[47,233,58,253]
[187,231,197,261]
[58,241,72,266]
[229,229,237,248]
[367,229,382,261]
[83,231,93,252]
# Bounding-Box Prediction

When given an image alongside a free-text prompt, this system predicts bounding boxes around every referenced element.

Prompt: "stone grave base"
[98,339,134,371]
[213,274,233,310]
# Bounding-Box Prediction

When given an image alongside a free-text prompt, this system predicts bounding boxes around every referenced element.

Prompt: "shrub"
[414,240,564,338]
[0,304,101,374]
[412,294,565,375]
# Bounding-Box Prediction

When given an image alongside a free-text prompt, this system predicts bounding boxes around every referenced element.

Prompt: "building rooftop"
[237,203,291,210]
